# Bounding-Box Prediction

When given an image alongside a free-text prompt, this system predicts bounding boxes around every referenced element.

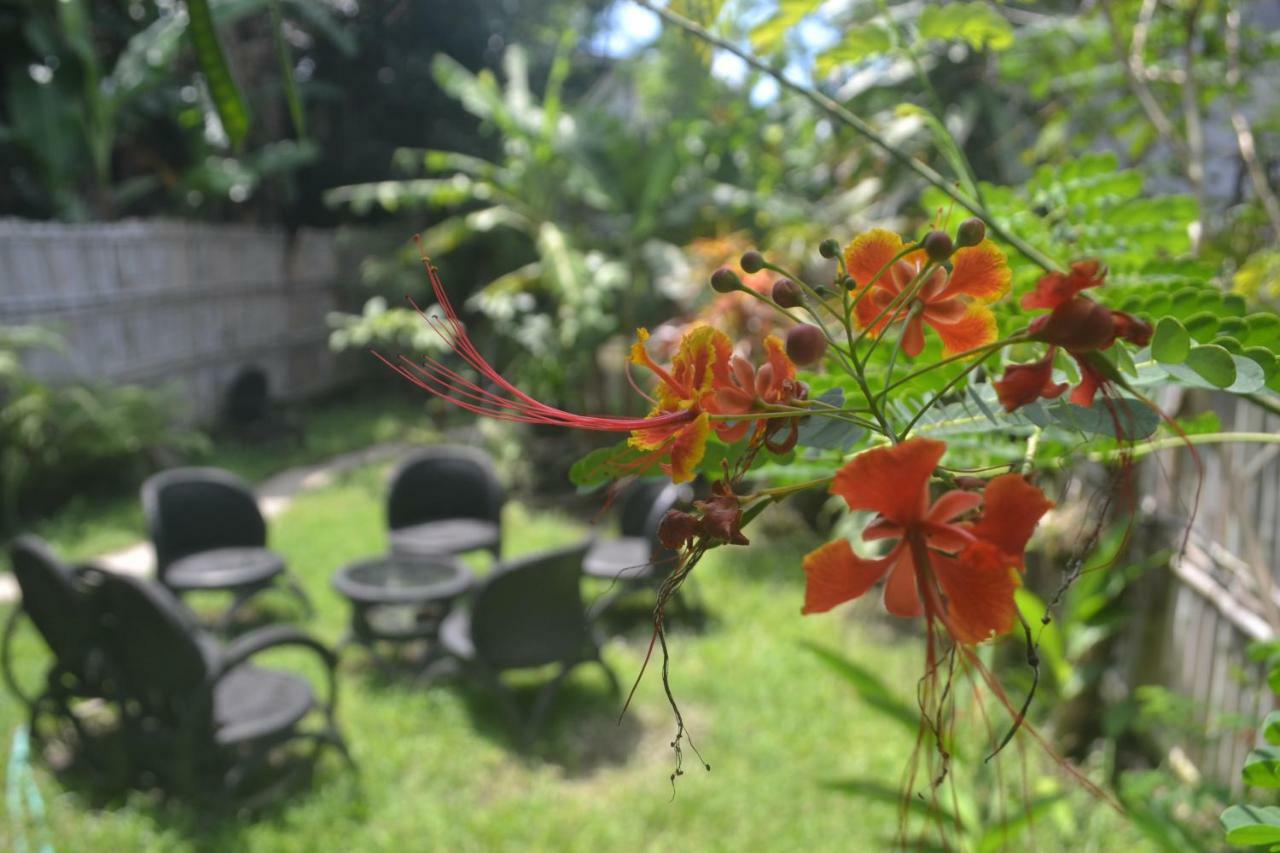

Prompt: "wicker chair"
[88,569,350,804]
[386,446,505,559]
[582,481,689,615]
[142,467,311,628]
[438,541,618,746]
[1,536,122,781]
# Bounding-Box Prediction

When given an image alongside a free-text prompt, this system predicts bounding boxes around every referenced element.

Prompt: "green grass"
[2,460,1158,851]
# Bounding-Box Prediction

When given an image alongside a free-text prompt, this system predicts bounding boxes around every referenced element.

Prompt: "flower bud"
[785,324,827,366]
[740,250,765,274]
[710,266,742,293]
[771,278,802,308]
[818,239,840,259]
[922,230,954,263]
[956,218,986,248]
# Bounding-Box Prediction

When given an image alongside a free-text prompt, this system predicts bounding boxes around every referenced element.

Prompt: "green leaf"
[1048,399,1159,440]
[800,641,919,732]
[1222,805,1280,845]
[749,0,823,54]
[1151,317,1191,364]
[918,2,1014,52]
[268,0,306,140]
[568,441,655,487]
[814,24,893,75]
[188,0,251,148]
[1263,711,1280,745]
[797,388,864,450]
[1184,345,1238,388]
[1243,746,1280,788]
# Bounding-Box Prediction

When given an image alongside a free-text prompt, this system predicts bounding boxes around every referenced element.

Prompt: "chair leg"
[595,655,622,697]
[525,663,578,749]
[281,573,313,619]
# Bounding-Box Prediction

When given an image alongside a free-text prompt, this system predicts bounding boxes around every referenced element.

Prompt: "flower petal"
[801,539,896,614]
[1020,259,1106,311]
[831,437,946,525]
[1068,358,1105,407]
[665,412,711,484]
[993,350,1068,413]
[761,335,797,395]
[843,229,905,291]
[935,240,1010,303]
[901,314,926,358]
[932,547,1020,645]
[927,490,983,524]
[928,304,999,356]
[882,547,923,618]
[971,473,1053,564]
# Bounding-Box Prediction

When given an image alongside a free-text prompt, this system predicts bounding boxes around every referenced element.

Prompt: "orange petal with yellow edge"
[844,229,906,291]
[971,473,1053,564]
[831,437,945,525]
[762,335,796,388]
[932,546,1020,644]
[665,412,711,484]
[801,539,896,614]
[935,240,1011,303]
[927,304,999,356]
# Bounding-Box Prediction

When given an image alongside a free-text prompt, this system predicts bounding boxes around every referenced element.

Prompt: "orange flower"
[712,335,807,449]
[801,438,1053,645]
[996,260,1152,410]
[843,229,1010,357]
[628,325,732,483]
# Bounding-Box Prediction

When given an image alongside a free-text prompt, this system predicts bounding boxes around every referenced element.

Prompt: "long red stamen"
[371,242,698,435]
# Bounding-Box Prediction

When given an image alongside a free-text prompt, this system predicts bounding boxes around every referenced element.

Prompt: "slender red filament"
[374,245,696,434]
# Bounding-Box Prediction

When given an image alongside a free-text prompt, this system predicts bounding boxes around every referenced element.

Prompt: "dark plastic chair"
[1,536,118,778]
[438,541,618,746]
[142,467,311,627]
[583,481,690,615]
[87,569,350,804]
[386,446,505,559]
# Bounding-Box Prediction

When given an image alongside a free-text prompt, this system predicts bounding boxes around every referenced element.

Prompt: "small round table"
[166,547,285,591]
[330,554,475,659]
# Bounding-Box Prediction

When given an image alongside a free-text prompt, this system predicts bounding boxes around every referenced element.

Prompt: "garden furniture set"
[2,444,691,799]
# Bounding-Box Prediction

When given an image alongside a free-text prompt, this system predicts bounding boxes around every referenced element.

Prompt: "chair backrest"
[89,570,214,700]
[8,535,94,672]
[469,541,593,670]
[142,467,266,574]
[387,446,504,531]
[618,481,686,542]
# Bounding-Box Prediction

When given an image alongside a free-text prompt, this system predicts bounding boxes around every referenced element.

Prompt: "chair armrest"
[215,625,341,711]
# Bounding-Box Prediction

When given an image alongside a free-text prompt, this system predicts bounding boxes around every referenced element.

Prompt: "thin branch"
[1225,2,1280,242]
[1097,0,1189,167]
[629,0,1059,273]
[1180,1,1208,249]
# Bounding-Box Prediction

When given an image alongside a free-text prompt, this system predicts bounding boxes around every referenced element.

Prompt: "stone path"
[0,442,410,604]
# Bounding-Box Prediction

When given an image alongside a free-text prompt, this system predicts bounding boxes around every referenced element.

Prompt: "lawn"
[3,457,1157,851]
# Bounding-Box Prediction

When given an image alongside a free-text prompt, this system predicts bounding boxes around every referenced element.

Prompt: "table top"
[331,554,474,605]
[389,518,500,556]
[166,546,285,590]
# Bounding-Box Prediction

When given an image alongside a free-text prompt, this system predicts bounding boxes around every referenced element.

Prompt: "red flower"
[996,261,1152,410]
[801,438,1053,645]
[844,229,1011,357]
[712,335,808,450]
